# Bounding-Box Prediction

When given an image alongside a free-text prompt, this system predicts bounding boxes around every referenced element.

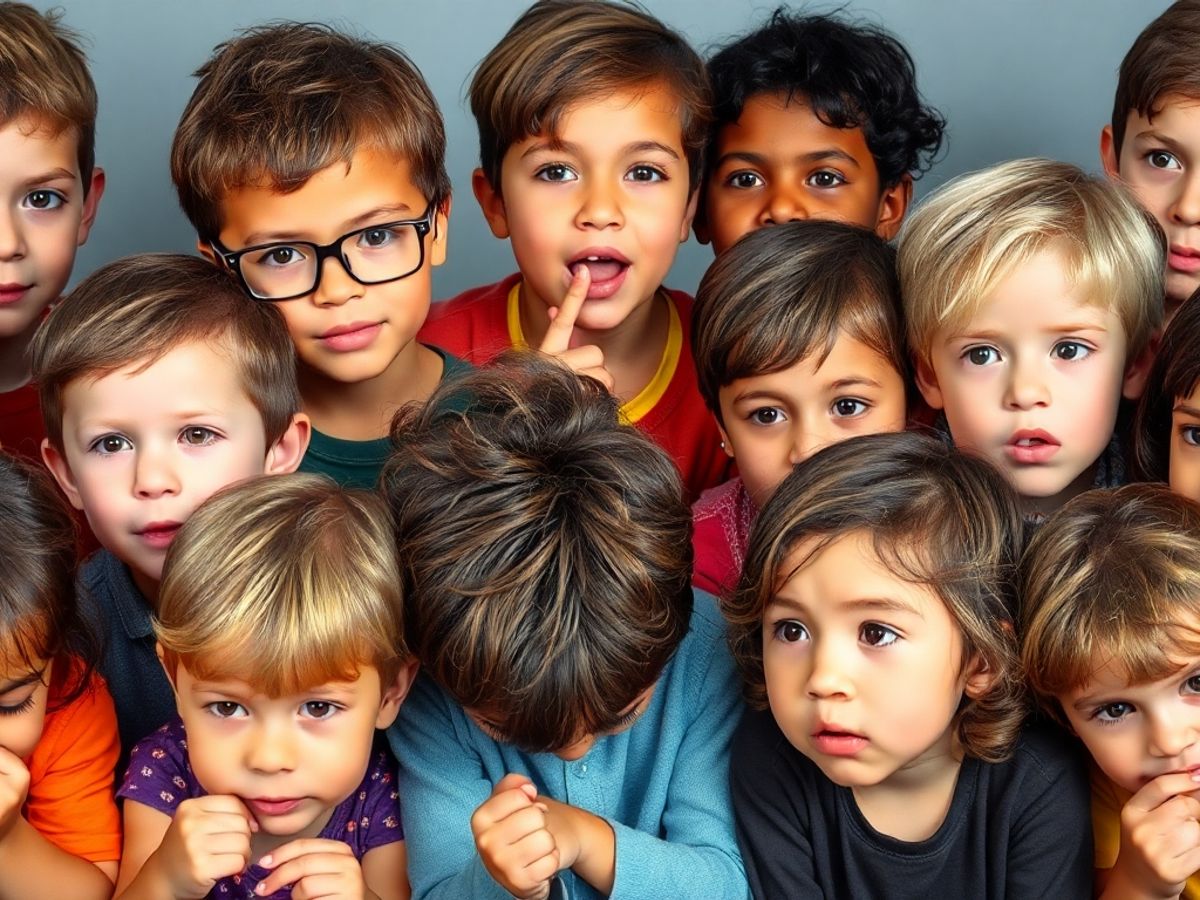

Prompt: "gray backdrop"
[33,0,1174,298]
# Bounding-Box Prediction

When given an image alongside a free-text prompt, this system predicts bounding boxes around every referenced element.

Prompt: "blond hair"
[157,474,407,695]
[897,158,1164,370]
[1021,483,1200,721]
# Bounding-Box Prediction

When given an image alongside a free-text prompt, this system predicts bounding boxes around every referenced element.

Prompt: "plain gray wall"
[34,0,1174,298]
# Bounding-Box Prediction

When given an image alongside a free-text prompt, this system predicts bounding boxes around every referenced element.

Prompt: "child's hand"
[537,266,615,393]
[255,838,365,899]
[0,746,31,842]
[471,773,560,900]
[1112,771,1200,899]
[153,795,256,899]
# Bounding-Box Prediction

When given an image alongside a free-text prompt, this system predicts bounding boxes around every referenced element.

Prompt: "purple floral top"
[119,717,403,899]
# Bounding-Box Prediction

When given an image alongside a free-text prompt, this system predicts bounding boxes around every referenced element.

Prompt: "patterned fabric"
[691,477,755,597]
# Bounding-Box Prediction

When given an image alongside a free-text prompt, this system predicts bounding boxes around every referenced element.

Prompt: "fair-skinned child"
[897,158,1164,519]
[114,474,416,900]
[29,254,310,758]
[172,23,465,490]
[0,451,119,900]
[1021,483,1200,899]
[419,0,728,501]
[383,354,747,900]
[696,8,944,255]
[1101,0,1200,321]
[690,220,908,596]
[0,3,104,464]
[724,431,1092,898]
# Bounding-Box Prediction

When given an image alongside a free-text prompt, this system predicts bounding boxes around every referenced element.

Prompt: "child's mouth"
[569,257,627,283]
[567,249,631,300]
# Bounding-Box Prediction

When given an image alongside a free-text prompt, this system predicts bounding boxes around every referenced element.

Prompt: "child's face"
[172,661,406,841]
[209,149,448,387]
[0,652,50,761]
[0,115,103,339]
[1102,95,1200,316]
[763,531,986,792]
[700,93,908,256]
[42,340,306,597]
[716,334,907,507]
[1170,384,1200,502]
[1060,654,1200,796]
[918,248,1142,515]
[474,82,696,334]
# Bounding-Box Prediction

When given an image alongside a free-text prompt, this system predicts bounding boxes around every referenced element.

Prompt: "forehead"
[720,334,905,403]
[0,113,81,180]
[715,92,877,170]
[1124,93,1200,149]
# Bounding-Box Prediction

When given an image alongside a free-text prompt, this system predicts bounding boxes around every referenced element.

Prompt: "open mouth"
[567,249,631,300]
[569,256,628,283]
[136,522,182,549]
[1006,430,1060,464]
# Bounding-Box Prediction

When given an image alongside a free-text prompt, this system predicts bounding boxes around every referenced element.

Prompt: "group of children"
[5,0,1200,897]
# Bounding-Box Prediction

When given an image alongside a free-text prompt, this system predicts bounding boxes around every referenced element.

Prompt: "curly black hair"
[707,8,945,187]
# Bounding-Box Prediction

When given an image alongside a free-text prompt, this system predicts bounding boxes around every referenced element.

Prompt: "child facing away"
[30,254,310,759]
[419,0,729,501]
[383,354,748,900]
[172,22,465,490]
[690,220,909,597]
[0,451,119,900]
[1021,483,1200,899]
[898,158,1164,520]
[1134,288,1200,501]
[696,7,944,255]
[1102,0,1200,320]
[115,474,415,900]
[723,431,1093,899]
[0,2,104,464]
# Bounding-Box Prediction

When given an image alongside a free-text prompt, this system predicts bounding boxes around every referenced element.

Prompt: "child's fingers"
[255,846,357,896]
[1127,771,1200,814]
[538,266,590,355]
[472,785,536,837]
[477,803,548,854]
[492,772,537,799]
[258,837,352,870]
[280,871,353,900]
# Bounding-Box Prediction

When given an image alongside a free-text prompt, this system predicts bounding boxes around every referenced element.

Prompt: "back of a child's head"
[0,450,96,707]
[156,473,406,694]
[692,219,907,421]
[171,21,449,242]
[898,158,1164,369]
[0,2,96,190]
[470,0,710,191]
[705,8,943,189]
[1133,288,1200,482]
[725,431,1025,761]
[1021,483,1200,718]
[384,352,693,753]
[30,253,299,451]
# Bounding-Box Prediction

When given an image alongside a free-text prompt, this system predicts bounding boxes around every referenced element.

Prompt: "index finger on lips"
[1128,772,1200,813]
[539,266,589,355]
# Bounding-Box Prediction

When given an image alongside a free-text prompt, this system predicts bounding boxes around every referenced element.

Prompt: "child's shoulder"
[419,273,522,364]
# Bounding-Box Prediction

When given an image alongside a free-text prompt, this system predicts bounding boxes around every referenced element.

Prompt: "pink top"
[691,476,756,598]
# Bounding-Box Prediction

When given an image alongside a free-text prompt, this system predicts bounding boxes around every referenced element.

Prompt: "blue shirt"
[388,589,749,900]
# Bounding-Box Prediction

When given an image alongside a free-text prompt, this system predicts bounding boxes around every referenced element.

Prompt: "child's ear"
[429,195,452,267]
[679,187,700,244]
[715,419,735,459]
[263,413,311,475]
[1122,332,1161,401]
[155,642,179,694]
[962,653,997,701]
[76,167,106,247]
[472,168,510,240]
[196,238,219,266]
[1100,125,1121,179]
[914,358,946,410]
[375,658,420,729]
[40,438,85,511]
[874,175,913,242]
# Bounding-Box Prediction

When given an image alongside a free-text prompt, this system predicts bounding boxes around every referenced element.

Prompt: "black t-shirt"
[730,708,1093,900]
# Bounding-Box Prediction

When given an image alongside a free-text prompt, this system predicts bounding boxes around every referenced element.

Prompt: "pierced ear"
[715,419,735,459]
[375,657,420,729]
[429,194,452,267]
[41,439,85,511]
[76,167,106,246]
[962,653,997,701]
[472,168,510,240]
[679,187,700,244]
[875,175,913,241]
[914,357,945,410]
[1100,125,1121,179]
[264,413,311,474]
[1122,332,1160,401]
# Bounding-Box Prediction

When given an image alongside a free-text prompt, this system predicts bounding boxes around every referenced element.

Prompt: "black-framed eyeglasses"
[209,202,436,301]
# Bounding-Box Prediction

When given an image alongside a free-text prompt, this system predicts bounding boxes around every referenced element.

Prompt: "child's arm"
[471,774,559,899]
[1099,771,1200,900]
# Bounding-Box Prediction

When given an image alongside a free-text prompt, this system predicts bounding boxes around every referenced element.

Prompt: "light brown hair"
[157,474,407,695]
[383,352,693,753]
[0,2,97,191]
[1021,483,1200,721]
[171,22,450,242]
[470,0,711,192]
[30,253,299,451]
[724,431,1026,762]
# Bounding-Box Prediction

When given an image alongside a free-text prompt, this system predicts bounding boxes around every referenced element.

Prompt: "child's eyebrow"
[1129,130,1188,156]
[520,138,680,161]
[713,149,862,169]
[839,596,923,617]
[827,376,884,391]
[0,670,45,694]
[1174,402,1200,418]
[241,204,416,246]
[23,167,76,187]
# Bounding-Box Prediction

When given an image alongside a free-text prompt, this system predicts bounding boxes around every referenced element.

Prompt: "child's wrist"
[1106,855,1184,900]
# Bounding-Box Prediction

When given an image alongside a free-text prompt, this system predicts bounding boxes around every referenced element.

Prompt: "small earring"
[719,441,725,450]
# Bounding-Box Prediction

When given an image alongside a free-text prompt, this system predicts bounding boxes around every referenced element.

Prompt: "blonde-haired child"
[114,474,415,900]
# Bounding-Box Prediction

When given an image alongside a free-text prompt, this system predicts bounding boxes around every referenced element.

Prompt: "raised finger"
[1128,772,1200,813]
[539,266,590,355]
[256,852,355,896]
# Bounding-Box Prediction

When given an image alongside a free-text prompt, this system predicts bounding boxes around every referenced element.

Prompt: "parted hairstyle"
[383,352,694,753]
[157,473,407,695]
[171,21,450,242]
[470,0,711,192]
[0,2,97,193]
[724,431,1026,762]
[1021,484,1200,721]
[693,219,908,423]
[1133,288,1200,482]
[897,158,1164,371]
[1111,1,1200,156]
[30,253,299,451]
[705,8,944,188]
[0,450,98,709]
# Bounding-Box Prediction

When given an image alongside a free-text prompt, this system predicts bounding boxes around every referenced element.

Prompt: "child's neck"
[850,740,964,842]
[300,341,442,441]
[0,322,37,393]
[1021,460,1099,520]
[250,805,337,861]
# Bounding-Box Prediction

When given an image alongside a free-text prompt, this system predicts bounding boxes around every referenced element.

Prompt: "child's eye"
[180,427,218,447]
[1093,701,1134,723]
[772,619,809,643]
[358,227,399,249]
[626,165,666,183]
[860,623,899,647]
[1052,341,1091,361]
[206,701,248,719]
[962,345,1001,366]
[0,695,36,717]
[1147,150,1182,171]
[1184,674,1200,694]
[255,245,306,268]
[806,170,846,189]
[90,434,132,455]
[749,406,785,426]
[831,398,868,418]
[535,164,576,183]
[22,189,66,210]
[1182,425,1200,447]
[300,700,339,720]
[725,171,764,190]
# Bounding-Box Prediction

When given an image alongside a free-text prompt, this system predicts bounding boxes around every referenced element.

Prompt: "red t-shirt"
[691,476,756,597]
[0,381,46,467]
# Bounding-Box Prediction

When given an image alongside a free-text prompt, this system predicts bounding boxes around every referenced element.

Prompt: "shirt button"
[574,763,588,777]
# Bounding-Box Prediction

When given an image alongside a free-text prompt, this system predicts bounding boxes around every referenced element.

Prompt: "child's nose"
[0,209,26,260]
[1171,171,1200,226]
[805,640,854,700]
[1149,713,1197,759]
[313,255,362,307]
[761,186,807,226]
[575,179,623,230]
[247,723,299,774]
[1003,358,1050,410]
[133,449,181,499]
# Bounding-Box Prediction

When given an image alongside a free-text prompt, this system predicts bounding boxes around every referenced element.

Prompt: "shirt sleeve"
[357,747,405,853]
[116,720,194,816]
